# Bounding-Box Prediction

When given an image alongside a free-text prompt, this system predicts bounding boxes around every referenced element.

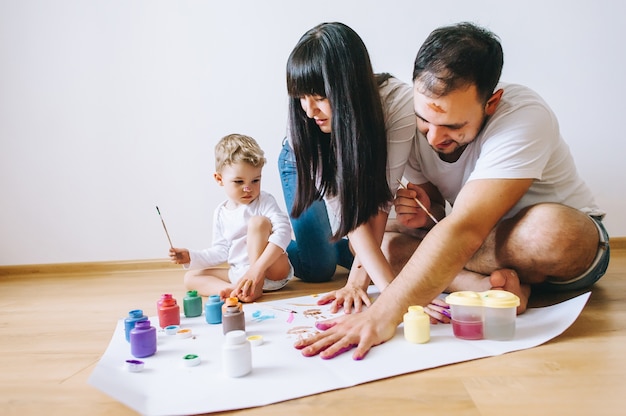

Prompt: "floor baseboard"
[0,259,181,277]
[2,237,625,277]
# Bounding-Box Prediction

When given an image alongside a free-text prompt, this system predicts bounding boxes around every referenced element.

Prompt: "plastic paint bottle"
[205,295,224,324]
[481,290,520,340]
[222,330,251,377]
[157,293,173,310]
[124,309,148,342]
[183,290,203,318]
[222,297,245,334]
[130,319,157,358]
[445,291,484,340]
[157,294,180,328]
[403,305,430,344]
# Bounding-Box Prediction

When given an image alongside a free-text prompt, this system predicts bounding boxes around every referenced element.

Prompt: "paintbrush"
[155,206,174,248]
[396,179,439,224]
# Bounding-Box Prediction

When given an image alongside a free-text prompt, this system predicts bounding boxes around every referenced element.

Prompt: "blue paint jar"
[124,309,148,342]
[205,294,224,324]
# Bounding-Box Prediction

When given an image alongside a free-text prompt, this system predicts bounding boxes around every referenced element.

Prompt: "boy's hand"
[169,248,190,264]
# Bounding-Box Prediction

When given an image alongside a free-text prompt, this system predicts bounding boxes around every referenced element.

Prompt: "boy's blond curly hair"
[215,133,266,172]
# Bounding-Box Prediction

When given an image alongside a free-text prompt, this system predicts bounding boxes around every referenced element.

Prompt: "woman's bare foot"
[489,269,531,314]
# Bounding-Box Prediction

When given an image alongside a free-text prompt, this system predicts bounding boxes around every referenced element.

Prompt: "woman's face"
[299,95,332,133]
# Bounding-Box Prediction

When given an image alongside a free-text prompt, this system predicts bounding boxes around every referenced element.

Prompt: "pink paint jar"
[445,291,484,340]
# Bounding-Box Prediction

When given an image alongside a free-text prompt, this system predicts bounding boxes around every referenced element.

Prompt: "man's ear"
[485,88,504,116]
[214,172,223,185]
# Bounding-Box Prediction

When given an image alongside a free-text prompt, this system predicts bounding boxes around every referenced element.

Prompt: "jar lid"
[164,325,180,335]
[225,330,247,344]
[125,359,144,372]
[407,305,426,315]
[445,291,484,307]
[247,335,264,346]
[182,354,201,367]
[480,290,520,308]
[176,328,193,339]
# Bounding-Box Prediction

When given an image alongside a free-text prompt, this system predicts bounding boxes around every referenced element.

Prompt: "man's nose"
[427,125,446,147]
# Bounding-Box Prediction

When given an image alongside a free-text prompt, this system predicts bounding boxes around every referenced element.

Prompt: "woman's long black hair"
[286,22,391,240]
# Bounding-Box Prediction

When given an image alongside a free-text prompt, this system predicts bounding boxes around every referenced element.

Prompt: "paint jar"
[157,293,173,310]
[222,330,251,377]
[205,295,224,324]
[222,297,245,334]
[403,305,430,344]
[481,290,520,340]
[124,309,148,342]
[130,319,157,358]
[183,290,203,318]
[157,294,180,328]
[445,291,484,340]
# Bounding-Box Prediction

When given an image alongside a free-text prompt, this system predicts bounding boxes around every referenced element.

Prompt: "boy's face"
[214,162,263,206]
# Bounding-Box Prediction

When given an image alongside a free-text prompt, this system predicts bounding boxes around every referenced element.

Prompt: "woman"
[278,22,416,312]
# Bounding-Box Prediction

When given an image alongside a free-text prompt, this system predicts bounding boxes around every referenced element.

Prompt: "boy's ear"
[214,172,223,185]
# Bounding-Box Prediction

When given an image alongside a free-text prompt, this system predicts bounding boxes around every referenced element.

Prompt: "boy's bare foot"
[236,280,264,303]
[489,268,530,314]
[219,286,236,299]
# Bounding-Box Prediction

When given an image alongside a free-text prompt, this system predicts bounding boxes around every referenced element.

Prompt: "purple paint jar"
[130,319,157,358]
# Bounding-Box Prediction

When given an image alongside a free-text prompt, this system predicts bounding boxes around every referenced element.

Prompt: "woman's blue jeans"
[278,140,354,282]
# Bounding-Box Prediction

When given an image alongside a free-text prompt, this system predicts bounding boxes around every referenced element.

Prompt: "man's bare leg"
[383,204,600,314]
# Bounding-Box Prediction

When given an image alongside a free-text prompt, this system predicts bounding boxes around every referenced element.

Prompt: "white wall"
[1,0,624,266]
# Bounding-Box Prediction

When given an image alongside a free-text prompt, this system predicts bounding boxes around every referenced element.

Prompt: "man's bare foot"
[489,269,530,314]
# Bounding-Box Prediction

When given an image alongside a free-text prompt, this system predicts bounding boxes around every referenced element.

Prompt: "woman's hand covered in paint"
[169,248,190,265]
[424,298,451,324]
[317,283,371,314]
[294,306,397,360]
[394,183,433,229]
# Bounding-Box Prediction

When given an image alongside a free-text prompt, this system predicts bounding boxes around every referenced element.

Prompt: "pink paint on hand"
[315,321,334,331]
[321,344,357,360]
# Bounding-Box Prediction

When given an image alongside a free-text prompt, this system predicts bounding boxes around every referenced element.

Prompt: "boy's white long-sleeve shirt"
[185,191,292,282]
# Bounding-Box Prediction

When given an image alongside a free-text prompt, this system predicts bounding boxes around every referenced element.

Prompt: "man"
[294,22,609,360]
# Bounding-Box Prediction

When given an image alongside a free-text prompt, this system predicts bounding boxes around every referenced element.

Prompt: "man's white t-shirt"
[404,83,603,219]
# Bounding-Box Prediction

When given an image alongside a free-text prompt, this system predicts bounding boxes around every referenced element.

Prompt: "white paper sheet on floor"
[89,289,590,416]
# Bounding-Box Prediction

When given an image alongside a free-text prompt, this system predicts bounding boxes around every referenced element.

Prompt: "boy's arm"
[185,207,229,269]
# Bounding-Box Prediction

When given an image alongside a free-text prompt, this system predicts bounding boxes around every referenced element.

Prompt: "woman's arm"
[317,210,394,313]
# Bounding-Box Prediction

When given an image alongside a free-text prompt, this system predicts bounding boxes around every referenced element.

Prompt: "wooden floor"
[1,248,625,416]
